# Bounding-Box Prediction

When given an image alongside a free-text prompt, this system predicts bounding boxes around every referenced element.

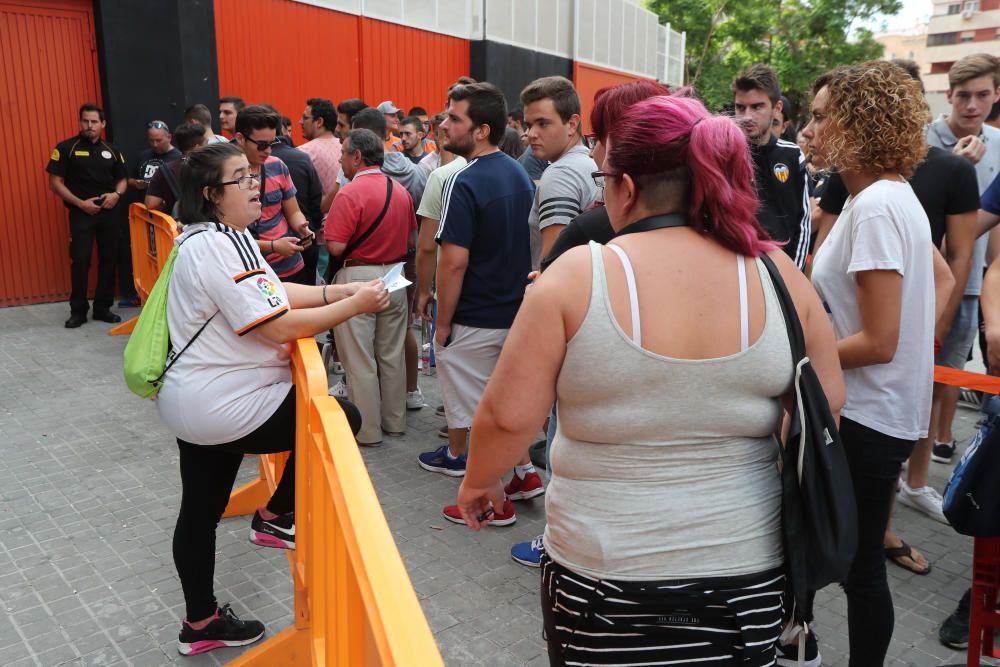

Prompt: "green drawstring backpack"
[123,231,215,399]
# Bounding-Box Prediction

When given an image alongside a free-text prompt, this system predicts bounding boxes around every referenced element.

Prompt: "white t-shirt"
[527,144,599,269]
[416,156,467,221]
[156,222,293,445]
[811,179,934,440]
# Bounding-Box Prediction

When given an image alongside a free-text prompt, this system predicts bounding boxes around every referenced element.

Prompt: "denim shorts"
[938,295,979,369]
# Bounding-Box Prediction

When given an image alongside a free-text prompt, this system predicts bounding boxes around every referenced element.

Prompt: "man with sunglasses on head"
[235,105,315,284]
[128,120,180,193]
[118,120,179,307]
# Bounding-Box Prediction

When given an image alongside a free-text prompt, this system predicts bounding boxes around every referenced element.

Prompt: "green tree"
[647,0,901,117]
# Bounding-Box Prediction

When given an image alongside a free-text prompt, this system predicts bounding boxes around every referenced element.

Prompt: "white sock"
[514,463,535,480]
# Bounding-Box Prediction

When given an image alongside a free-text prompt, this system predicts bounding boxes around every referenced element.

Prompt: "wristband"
[270,240,275,253]
[322,284,329,305]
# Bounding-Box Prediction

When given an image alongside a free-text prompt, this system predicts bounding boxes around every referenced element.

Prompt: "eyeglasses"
[591,170,616,189]
[147,121,167,130]
[246,138,279,151]
[215,173,261,190]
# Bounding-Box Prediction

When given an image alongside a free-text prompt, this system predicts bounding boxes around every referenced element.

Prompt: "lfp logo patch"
[773,163,790,183]
[256,277,276,297]
[256,276,283,307]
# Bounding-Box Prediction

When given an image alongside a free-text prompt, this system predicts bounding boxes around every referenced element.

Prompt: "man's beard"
[444,132,475,159]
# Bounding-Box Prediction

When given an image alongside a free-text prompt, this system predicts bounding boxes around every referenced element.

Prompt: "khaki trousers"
[333,264,408,443]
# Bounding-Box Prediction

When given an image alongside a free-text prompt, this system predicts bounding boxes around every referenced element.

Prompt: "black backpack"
[759,253,858,625]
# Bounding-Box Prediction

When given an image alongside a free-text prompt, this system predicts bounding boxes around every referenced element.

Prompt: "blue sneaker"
[418,445,466,477]
[511,535,544,568]
[118,295,141,308]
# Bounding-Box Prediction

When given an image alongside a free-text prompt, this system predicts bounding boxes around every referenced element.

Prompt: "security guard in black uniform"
[47,103,128,328]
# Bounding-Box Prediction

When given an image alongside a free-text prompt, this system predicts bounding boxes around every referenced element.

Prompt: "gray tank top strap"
[738,255,749,351]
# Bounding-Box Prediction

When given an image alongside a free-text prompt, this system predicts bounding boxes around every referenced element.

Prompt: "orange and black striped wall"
[2,0,651,307]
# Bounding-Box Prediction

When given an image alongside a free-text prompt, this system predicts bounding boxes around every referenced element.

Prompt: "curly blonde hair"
[813,61,928,177]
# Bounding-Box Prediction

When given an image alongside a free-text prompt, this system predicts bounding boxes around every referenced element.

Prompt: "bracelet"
[322,284,329,305]
[270,240,275,253]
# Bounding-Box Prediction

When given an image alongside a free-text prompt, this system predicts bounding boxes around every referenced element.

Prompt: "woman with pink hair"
[454,93,844,665]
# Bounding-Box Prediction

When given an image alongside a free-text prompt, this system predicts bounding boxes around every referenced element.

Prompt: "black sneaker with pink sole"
[177,604,264,656]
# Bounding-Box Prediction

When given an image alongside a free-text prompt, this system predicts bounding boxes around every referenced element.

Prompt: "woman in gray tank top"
[453,93,844,666]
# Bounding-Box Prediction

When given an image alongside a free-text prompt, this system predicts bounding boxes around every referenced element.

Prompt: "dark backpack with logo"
[943,396,1000,536]
[759,253,859,626]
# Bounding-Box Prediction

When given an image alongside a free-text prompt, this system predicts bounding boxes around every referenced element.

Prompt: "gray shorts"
[938,295,979,370]
[435,324,509,429]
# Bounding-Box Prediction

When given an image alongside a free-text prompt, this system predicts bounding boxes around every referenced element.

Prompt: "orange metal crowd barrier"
[934,365,1000,394]
[109,203,178,336]
[224,339,443,667]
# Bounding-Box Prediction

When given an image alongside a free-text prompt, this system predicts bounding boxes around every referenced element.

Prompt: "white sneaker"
[328,379,347,398]
[897,480,948,524]
[407,387,426,410]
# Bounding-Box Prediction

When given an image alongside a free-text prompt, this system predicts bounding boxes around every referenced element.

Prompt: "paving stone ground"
[1,301,998,666]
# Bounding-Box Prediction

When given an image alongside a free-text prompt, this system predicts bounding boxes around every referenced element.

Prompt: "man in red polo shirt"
[325,129,417,445]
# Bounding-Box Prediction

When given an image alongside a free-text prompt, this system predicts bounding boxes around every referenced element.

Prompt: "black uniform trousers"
[68,207,118,316]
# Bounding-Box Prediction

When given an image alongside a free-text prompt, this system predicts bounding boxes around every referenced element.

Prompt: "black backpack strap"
[156,311,218,383]
[155,229,215,383]
[757,252,806,363]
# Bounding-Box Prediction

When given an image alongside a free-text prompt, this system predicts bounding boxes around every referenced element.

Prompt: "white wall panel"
[288,0,681,79]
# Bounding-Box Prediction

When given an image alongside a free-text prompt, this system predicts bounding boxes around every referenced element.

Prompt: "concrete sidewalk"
[0,301,996,666]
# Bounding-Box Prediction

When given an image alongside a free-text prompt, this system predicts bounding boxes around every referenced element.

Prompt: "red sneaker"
[443,498,517,526]
[504,471,545,501]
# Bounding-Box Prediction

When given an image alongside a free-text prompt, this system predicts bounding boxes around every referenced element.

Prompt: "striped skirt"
[540,554,784,666]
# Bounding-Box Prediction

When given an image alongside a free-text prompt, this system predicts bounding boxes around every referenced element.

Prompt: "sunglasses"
[147,121,168,130]
[245,137,279,151]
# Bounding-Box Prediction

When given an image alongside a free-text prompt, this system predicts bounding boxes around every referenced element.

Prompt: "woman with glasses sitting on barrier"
[157,142,389,656]
[454,94,845,665]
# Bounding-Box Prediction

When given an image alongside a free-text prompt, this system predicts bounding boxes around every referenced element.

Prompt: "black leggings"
[839,417,915,667]
[172,387,361,620]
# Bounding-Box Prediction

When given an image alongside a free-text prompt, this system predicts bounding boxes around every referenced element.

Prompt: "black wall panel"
[94,0,219,168]
[470,40,574,112]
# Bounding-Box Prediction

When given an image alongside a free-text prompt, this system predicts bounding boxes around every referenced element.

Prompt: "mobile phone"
[476,507,494,522]
[95,195,106,205]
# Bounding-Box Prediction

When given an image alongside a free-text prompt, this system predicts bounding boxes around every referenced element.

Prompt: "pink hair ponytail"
[607,95,778,257]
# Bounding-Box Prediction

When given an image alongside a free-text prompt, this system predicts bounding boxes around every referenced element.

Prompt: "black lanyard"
[615,213,688,237]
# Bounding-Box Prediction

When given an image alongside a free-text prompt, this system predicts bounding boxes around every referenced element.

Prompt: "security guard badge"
[773,163,790,183]
[50,148,60,161]
[101,150,113,159]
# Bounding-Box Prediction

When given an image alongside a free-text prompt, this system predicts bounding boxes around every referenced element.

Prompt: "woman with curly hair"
[803,61,938,665]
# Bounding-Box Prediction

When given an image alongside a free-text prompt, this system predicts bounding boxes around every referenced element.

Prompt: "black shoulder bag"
[324,175,394,283]
[758,253,858,630]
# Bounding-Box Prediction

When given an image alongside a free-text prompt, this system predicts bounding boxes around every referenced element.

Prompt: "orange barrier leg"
[109,315,138,336]
[224,625,310,666]
[223,458,271,518]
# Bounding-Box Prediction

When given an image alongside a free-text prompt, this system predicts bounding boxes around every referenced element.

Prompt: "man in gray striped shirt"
[523,76,600,270]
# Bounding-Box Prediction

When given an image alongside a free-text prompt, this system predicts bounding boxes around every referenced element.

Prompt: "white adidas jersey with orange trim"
[157,222,292,445]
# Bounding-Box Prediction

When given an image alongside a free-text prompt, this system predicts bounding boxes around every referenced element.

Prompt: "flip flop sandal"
[885,541,932,575]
